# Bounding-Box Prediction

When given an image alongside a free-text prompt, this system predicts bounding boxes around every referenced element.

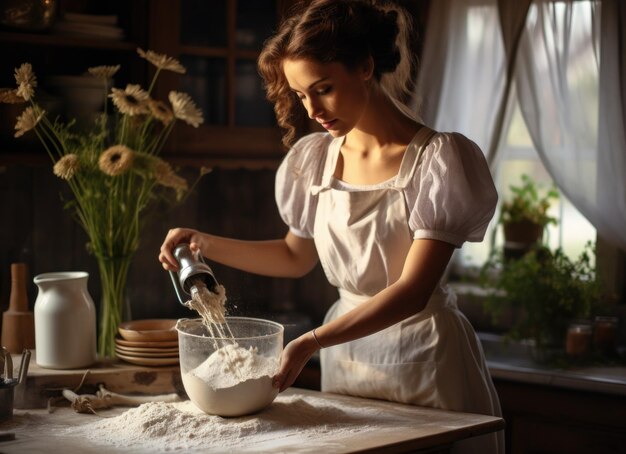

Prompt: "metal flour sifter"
[168,243,219,305]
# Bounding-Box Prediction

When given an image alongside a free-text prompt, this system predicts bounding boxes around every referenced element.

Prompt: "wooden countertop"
[1,387,503,453]
[9,351,184,409]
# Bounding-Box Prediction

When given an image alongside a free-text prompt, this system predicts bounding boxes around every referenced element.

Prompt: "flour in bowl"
[182,343,279,417]
[190,343,277,389]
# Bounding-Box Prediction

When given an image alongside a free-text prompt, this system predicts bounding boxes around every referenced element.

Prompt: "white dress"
[275,127,504,453]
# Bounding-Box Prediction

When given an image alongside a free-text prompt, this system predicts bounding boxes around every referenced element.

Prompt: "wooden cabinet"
[149,0,296,169]
[493,379,626,454]
[1,0,430,168]
[0,0,292,168]
[294,360,626,454]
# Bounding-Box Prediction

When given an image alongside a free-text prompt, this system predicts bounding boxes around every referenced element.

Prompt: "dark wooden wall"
[0,162,338,334]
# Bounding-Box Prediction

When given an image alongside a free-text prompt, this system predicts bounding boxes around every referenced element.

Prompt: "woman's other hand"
[272,331,320,392]
[159,227,205,271]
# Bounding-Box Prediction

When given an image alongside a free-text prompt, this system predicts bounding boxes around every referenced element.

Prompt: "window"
[456,1,599,273]
[459,102,597,271]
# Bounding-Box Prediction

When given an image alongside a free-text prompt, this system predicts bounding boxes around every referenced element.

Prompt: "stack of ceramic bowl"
[115,319,179,366]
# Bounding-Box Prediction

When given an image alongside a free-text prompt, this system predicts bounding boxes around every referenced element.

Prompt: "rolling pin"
[2,263,35,354]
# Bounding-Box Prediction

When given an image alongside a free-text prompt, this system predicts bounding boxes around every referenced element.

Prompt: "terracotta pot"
[503,220,544,244]
[503,220,544,260]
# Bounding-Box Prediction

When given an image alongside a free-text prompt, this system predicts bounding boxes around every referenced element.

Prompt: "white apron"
[313,127,504,453]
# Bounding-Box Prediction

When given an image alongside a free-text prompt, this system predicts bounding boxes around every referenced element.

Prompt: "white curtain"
[515,0,626,252]
[416,0,626,253]
[415,0,506,159]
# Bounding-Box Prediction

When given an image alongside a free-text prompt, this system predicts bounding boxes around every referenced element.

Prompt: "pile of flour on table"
[63,393,381,452]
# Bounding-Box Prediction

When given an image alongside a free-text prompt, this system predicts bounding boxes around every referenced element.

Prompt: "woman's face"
[283,58,372,137]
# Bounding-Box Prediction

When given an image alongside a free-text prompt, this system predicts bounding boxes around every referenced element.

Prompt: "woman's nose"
[305,97,323,119]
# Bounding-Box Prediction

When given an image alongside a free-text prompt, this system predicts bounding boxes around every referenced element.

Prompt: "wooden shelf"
[0,30,138,51]
[0,1,290,168]
[180,44,260,60]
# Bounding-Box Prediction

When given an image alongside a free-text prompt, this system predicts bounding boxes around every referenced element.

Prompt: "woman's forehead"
[283,59,348,89]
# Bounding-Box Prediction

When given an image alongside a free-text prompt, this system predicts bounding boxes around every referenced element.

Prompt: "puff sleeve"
[274,132,330,238]
[406,132,498,247]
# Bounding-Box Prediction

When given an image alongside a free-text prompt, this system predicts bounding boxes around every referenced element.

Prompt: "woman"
[160,1,503,451]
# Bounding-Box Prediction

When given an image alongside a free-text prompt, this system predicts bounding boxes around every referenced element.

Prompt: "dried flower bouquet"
[3,49,204,358]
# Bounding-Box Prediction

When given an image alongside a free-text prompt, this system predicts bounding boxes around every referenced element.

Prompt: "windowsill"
[448,281,626,395]
[479,331,626,396]
[447,281,514,333]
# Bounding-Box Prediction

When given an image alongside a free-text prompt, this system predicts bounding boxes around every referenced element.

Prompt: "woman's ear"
[361,55,375,81]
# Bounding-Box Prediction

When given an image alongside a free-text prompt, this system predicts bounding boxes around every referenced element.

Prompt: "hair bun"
[368,8,401,75]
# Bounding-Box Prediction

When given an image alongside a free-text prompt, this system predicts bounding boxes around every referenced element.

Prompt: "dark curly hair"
[258,0,416,148]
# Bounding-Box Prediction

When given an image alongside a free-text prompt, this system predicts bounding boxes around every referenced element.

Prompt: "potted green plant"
[499,174,559,259]
[479,242,604,358]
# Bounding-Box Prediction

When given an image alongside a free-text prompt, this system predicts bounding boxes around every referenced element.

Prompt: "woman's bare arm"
[273,238,455,391]
[159,228,318,278]
[314,238,454,345]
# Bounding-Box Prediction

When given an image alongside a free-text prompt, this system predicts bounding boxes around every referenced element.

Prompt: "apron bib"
[312,126,442,404]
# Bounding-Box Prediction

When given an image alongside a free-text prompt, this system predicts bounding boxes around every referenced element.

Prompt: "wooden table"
[0,387,503,453]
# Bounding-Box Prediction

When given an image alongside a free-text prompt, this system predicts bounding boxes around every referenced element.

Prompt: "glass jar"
[565,322,592,357]
[593,316,618,353]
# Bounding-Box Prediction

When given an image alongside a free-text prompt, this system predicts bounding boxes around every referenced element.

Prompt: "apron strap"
[311,126,438,194]
[311,136,343,195]
[394,126,438,189]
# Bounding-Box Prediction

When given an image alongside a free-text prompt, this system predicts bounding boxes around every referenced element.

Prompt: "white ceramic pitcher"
[33,271,97,369]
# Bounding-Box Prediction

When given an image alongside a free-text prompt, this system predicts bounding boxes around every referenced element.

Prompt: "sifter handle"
[169,270,188,306]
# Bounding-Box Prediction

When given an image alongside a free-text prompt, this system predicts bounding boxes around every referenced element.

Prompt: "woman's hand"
[273,331,320,392]
[159,227,206,271]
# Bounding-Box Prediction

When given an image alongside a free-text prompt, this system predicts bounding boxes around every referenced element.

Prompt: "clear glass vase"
[96,254,133,358]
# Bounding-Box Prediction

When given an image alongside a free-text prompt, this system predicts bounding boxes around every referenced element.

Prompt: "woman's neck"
[345,88,420,153]
[335,91,422,185]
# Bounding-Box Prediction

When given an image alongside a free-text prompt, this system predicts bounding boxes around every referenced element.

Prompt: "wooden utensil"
[1,264,35,354]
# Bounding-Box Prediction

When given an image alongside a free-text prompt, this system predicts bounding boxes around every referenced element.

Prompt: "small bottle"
[593,316,618,354]
[565,322,592,358]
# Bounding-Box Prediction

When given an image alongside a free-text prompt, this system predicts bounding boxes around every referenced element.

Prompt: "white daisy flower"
[0,88,25,104]
[168,91,204,128]
[53,154,80,180]
[137,48,186,74]
[109,84,150,116]
[99,145,135,176]
[148,99,174,125]
[153,158,188,191]
[88,65,121,79]
[14,106,44,137]
[14,63,37,101]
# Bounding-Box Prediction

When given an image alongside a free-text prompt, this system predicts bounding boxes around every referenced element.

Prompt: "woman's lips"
[319,119,337,130]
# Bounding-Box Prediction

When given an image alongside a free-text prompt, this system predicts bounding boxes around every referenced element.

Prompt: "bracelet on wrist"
[311,328,324,349]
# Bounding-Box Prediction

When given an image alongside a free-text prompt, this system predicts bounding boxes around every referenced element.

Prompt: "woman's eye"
[316,87,331,95]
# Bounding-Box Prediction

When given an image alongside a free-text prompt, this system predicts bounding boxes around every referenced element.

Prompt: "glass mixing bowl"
[177,317,284,417]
